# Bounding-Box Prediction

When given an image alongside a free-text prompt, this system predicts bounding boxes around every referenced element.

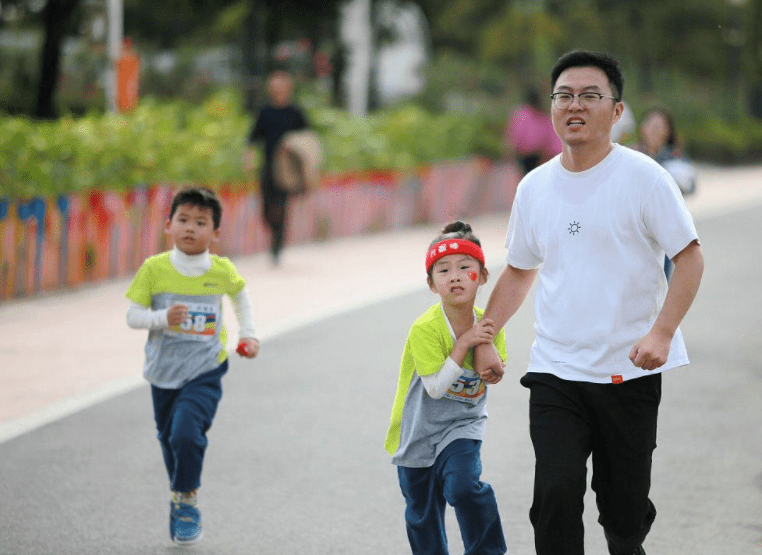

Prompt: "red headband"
[426,239,485,272]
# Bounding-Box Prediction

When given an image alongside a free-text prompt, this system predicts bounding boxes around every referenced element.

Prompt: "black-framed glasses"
[550,92,619,109]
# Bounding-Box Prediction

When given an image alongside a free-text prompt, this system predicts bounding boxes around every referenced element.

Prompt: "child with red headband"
[385,220,507,555]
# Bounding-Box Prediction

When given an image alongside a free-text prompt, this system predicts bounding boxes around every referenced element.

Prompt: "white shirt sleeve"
[231,288,258,340]
[505,182,543,269]
[126,301,169,330]
[419,357,463,399]
[643,170,699,259]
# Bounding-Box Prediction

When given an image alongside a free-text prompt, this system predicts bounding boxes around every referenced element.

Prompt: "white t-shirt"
[506,145,699,383]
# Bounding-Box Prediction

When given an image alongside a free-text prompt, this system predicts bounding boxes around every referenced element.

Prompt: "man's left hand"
[629,329,672,371]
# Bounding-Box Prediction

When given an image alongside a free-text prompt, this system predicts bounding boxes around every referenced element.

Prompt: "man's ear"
[612,101,624,126]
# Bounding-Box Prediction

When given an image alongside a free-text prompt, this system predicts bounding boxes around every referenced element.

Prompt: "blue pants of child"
[151,360,228,493]
[397,438,507,555]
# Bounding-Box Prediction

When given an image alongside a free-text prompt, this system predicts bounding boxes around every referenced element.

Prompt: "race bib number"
[443,370,485,405]
[167,301,218,340]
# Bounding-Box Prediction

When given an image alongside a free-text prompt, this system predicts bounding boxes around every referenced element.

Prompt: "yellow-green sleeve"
[221,257,246,296]
[408,319,450,377]
[125,260,153,307]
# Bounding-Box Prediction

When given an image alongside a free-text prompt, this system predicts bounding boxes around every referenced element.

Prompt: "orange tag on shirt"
[611,375,623,384]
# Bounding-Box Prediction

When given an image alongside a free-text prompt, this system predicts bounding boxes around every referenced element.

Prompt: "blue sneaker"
[170,494,203,545]
[168,500,176,541]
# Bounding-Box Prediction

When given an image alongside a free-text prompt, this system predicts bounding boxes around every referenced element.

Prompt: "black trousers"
[261,170,289,258]
[519,153,542,175]
[520,372,661,555]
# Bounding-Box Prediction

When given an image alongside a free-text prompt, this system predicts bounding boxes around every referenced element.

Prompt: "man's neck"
[561,141,614,172]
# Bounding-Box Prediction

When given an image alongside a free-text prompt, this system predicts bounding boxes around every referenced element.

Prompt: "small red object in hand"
[236,342,249,356]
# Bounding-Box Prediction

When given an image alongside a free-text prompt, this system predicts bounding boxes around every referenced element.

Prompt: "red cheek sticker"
[468,271,479,282]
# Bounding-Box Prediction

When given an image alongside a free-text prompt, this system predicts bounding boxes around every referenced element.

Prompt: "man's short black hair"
[551,50,624,102]
[169,187,222,229]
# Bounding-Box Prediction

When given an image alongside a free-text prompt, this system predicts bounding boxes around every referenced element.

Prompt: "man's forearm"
[474,264,536,379]
[484,264,537,329]
[654,240,704,337]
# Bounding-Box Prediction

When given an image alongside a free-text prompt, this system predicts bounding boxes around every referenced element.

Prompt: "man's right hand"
[474,342,505,384]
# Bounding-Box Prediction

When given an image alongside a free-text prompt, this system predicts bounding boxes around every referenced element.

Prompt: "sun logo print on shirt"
[568,221,581,235]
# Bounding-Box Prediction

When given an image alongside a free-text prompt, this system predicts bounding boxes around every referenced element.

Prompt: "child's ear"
[427,276,437,293]
[212,228,221,242]
[480,267,489,284]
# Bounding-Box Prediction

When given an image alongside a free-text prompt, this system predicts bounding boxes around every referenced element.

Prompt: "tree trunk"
[749,0,762,118]
[36,0,81,120]
[243,0,268,113]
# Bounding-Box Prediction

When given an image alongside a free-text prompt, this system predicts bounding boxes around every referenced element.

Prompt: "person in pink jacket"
[503,85,562,175]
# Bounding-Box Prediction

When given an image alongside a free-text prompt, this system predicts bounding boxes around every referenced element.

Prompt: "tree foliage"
[413,0,759,97]
[120,0,342,49]
[1,0,761,118]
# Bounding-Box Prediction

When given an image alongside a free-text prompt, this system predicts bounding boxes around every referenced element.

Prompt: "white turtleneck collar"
[169,246,212,277]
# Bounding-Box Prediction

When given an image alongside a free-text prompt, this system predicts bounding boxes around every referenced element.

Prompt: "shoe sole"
[173,530,203,546]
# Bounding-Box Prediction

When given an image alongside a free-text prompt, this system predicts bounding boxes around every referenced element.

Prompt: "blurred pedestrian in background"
[503,85,562,175]
[117,37,141,113]
[635,107,697,278]
[611,100,635,144]
[243,70,309,265]
[635,108,681,165]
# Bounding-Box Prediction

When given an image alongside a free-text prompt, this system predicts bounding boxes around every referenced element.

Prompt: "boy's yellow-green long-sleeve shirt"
[126,252,246,389]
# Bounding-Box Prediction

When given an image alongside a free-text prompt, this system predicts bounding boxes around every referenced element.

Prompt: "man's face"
[268,75,293,107]
[551,66,622,149]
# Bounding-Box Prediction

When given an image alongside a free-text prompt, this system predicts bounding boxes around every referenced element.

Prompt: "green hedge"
[682,115,762,164]
[0,89,501,200]
[2,88,760,200]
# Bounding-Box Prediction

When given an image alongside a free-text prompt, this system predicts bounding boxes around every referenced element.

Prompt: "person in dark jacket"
[243,71,308,264]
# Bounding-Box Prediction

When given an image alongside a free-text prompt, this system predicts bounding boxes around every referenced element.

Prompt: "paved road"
[1,167,762,554]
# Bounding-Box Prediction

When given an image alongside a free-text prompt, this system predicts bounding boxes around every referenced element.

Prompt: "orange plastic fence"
[0,158,520,301]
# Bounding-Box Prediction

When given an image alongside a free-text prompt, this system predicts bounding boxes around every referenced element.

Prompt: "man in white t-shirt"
[476,51,704,555]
